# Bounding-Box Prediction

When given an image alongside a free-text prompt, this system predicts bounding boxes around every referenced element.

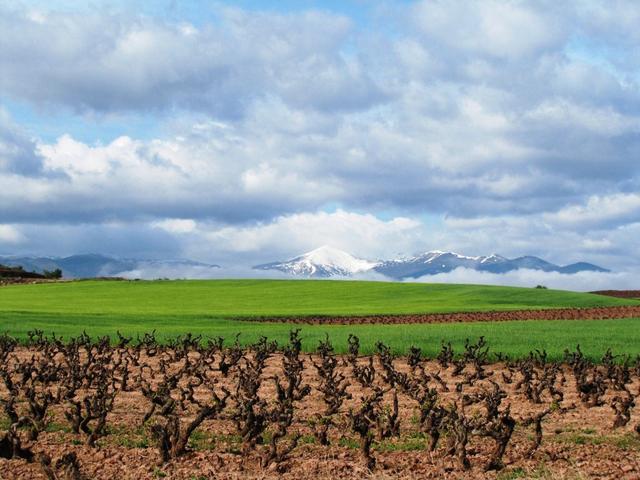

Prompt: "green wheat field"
[1,279,638,360]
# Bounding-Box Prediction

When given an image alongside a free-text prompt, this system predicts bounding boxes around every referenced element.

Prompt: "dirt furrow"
[241,305,640,325]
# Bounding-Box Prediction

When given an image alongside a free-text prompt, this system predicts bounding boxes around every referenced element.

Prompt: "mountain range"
[253,246,609,279]
[0,254,220,279]
[0,247,609,280]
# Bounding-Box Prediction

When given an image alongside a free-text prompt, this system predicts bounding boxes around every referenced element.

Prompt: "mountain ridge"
[0,254,221,279]
[254,247,609,279]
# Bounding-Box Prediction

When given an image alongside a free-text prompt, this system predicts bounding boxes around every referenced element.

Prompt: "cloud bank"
[411,268,640,293]
[111,263,640,294]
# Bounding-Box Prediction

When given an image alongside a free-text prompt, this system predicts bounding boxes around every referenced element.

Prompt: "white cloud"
[0,225,24,244]
[411,267,640,292]
[152,219,197,234]
[525,100,640,136]
[199,210,422,261]
[410,0,565,60]
[115,265,291,281]
[0,7,385,117]
[544,193,640,229]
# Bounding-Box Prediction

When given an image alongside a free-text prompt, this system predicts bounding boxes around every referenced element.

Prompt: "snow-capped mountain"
[253,246,379,278]
[254,247,608,279]
[374,251,608,279]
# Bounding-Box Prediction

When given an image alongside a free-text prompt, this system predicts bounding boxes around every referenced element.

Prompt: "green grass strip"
[2,311,639,361]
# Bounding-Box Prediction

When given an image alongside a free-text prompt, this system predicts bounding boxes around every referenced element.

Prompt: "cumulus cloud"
[409,0,566,60]
[544,193,640,230]
[0,225,24,245]
[151,210,424,265]
[0,122,344,223]
[4,82,638,227]
[0,7,387,117]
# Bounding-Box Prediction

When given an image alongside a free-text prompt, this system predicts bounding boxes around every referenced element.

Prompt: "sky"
[1,0,639,286]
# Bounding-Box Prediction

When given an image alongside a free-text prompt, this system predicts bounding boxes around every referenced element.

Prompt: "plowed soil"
[243,305,640,325]
[1,347,640,480]
[592,290,640,299]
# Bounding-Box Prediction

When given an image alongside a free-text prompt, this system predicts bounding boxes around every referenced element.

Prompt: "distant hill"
[0,254,220,279]
[0,264,46,279]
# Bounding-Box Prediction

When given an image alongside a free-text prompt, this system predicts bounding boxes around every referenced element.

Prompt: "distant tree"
[43,268,63,279]
[535,285,547,289]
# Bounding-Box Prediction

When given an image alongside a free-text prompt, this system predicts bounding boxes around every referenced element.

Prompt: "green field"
[0,279,634,316]
[0,279,639,360]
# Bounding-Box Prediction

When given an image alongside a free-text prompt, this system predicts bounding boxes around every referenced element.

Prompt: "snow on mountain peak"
[254,246,378,277]
[415,250,481,262]
[297,246,377,273]
[480,253,507,264]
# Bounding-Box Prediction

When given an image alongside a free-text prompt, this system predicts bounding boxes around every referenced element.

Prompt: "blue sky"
[1,0,640,287]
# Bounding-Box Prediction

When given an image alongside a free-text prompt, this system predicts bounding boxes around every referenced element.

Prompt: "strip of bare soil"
[592,290,640,299]
[241,305,640,325]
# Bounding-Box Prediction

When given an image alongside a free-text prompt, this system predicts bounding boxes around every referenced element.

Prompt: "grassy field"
[2,311,639,360]
[0,279,635,316]
[0,279,639,360]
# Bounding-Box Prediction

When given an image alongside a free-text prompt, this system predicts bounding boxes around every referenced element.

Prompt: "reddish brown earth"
[242,305,640,325]
[0,278,54,286]
[1,346,640,480]
[592,290,640,300]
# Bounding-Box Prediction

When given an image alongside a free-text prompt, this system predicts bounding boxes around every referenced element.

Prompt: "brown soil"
[592,290,640,300]
[0,278,54,287]
[1,347,640,480]
[241,305,640,325]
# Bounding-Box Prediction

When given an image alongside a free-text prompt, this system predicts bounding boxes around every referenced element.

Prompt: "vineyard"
[1,330,639,479]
